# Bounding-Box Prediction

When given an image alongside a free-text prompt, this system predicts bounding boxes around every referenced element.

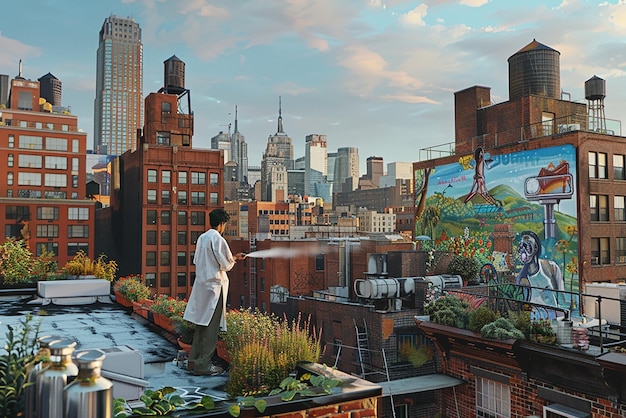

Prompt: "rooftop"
[0,293,229,404]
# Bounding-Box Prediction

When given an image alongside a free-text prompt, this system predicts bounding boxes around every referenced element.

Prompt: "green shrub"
[424,295,470,328]
[446,255,480,284]
[0,314,41,417]
[468,305,497,332]
[507,310,531,338]
[480,317,525,340]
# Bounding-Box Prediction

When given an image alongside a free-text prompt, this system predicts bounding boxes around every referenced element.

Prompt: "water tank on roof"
[508,39,560,100]
[585,75,606,101]
[164,55,185,94]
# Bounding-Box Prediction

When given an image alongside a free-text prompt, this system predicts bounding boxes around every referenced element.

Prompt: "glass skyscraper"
[93,15,143,156]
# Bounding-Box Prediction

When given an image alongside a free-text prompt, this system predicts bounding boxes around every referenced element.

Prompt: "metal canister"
[63,349,113,418]
[24,335,62,418]
[36,337,79,418]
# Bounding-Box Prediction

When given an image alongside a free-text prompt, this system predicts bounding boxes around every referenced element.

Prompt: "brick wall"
[271,396,378,418]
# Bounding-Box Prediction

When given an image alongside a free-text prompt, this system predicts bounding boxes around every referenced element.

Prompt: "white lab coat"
[183,229,235,330]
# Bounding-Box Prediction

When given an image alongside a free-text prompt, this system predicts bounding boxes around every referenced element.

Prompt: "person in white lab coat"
[183,209,246,375]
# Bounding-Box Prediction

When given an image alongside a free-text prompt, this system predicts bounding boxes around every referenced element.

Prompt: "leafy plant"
[149,295,187,318]
[507,309,532,338]
[480,317,525,340]
[113,386,222,417]
[0,239,58,284]
[468,305,497,332]
[447,255,481,284]
[424,294,470,328]
[0,314,41,417]
[399,343,434,368]
[225,311,322,398]
[171,316,196,345]
[62,250,118,281]
[268,373,342,402]
[113,275,151,303]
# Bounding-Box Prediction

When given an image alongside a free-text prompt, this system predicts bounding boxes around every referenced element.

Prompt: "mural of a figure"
[464,147,499,205]
[515,230,564,307]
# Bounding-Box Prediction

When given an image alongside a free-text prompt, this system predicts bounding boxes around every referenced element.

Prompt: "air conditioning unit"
[543,403,589,418]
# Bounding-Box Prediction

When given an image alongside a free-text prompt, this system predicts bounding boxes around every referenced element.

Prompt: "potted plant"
[530,319,557,344]
[447,254,481,285]
[149,296,187,333]
[61,250,118,281]
[113,275,151,308]
[172,316,196,353]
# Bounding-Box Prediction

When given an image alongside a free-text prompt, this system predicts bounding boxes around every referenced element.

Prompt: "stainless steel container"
[63,349,113,418]
[36,337,79,418]
[24,335,62,418]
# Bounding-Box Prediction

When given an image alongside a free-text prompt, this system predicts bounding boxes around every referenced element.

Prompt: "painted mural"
[415,144,578,313]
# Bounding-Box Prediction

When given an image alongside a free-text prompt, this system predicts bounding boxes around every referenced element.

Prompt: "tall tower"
[261,97,294,201]
[93,15,143,156]
[333,147,359,193]
[304,134,328,199]
[230,106,249,184]
[585,75,607,133]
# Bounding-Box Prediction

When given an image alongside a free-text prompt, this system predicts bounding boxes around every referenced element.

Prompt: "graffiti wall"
[414,144,578,310]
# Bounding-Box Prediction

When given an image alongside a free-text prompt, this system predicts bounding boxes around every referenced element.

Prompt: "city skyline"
[2,1,626,172]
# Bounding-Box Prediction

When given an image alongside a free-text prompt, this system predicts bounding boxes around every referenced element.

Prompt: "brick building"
[0,72,95,267]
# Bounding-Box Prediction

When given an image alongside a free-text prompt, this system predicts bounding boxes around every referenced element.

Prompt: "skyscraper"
[230,106,248,184]
[333,147,359,193]
[93,15,143,156]
[261,97,293,201]
[38,72,62,106]
[304,134,331,202]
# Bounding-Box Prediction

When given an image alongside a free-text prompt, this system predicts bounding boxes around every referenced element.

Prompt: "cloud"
[459,0,490,6]
[400,4,428,26]
[0,33,41,69]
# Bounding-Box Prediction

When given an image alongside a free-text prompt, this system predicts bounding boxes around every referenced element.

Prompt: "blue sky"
[2,0,626,173]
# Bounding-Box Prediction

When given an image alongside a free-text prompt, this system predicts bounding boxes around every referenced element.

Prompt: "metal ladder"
[354,318,372,378]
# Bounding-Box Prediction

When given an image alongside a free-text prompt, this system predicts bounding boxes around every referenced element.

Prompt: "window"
[160,251,170,266]
[159,272,171,287]
[36,242,58,256]
[147,169,157,183]
[191,231,201,245]
[178,171,187,184]
[543,404,590,418]
[162,101,171,113]
[191,191,205,205]
[177,231,186,245]
[18,154,42,168]
[67,243,88,256]
[44,173,67,187]
[177,252,186,266]
[145,273,156,288]
[178,191,187,204]
[260,277,265,292]
[161,231,171,245]
[394,404,409,418]
[190,251,195,266]
[177,273,186,287]
[161,210,171,225]
[146,230,157,245]
[210,172,219,186]
[67,225,88,238]
[590,195,609,221]
[315,254,325,271]
[161,190,171,204]
[36,224,59,238]
[157,132,170,145]
[588,151,607,179]
[178,211,187,225]
[37,207,59,220]
[146,251,156,266]
[162,170,171,184]
[19,135,43,150]
[476,376,510,418]
[68,208,89,220]
[542,112,554,136]
[191,172,206,184]
[191,211,205,225]
[209,192,218,205]
[45,137,68,151]
[7,154,13,167]
[616,238,626,264]
[591,237,610,265]
[8,134,14,148]
[72,139,79,153]
[147,210,157,224]
[615,196,625,221]
[18,173,42,187]
[6,206,29,220]
[147,190,157,204]
[614,155,625,180]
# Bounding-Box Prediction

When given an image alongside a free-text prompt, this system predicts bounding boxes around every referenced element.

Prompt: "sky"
[1,0,626,174]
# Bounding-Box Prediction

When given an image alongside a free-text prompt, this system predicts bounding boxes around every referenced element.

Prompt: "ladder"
[354,318,372,378]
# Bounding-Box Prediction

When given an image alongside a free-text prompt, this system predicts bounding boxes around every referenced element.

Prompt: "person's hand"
[234,253,247,261]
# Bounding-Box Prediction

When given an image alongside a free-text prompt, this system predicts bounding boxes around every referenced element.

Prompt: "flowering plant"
[113,275,151,303]
[149,295,187,318]
[61,250,118,281]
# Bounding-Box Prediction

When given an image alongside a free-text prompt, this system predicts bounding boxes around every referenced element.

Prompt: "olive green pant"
[189,291,223,373]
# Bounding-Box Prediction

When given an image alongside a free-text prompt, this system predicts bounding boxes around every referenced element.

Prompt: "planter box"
[114,290,134,308]
[153,312,176,333]
[132,299,154,319]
